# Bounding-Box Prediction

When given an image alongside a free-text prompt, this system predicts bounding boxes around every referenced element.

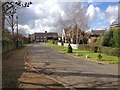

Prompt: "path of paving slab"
[3,44,64,89]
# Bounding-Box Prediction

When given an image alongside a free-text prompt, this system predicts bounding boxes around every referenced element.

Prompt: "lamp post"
[2,2,5,37]
[16,16,18,48]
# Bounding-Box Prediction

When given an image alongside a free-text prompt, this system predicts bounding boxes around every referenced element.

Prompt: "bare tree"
[59,3,89,29]
[58,2,89,44]
[2,1,32,36]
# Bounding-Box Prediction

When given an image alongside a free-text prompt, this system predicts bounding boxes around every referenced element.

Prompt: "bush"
[102,28,120,48]
[98,53,102,60]
[112,28,120,48]
[102,30,114,47]
[67,43,72,53]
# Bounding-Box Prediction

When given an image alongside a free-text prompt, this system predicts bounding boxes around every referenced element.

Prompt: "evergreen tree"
[102,30,114,47]
[67,43,73,53]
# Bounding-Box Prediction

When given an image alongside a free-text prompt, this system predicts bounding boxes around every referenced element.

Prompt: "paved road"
[27,43,119,88]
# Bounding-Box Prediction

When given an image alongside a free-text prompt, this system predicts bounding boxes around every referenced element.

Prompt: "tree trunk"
[76,25,78,44]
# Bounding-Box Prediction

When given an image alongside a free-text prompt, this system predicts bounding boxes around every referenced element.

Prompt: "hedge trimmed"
[78,44,99,52]
[100,46,120,57]
[78,44,120,57]
[2,39,23,53]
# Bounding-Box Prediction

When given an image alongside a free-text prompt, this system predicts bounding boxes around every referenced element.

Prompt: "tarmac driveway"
[27,43,119,88]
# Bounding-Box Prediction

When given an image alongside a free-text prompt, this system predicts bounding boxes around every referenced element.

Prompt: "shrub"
[102,30,114,47]
[102,28,120,48]
[98,53,102,60]
[67,43,72,53]
[112,28,120,48]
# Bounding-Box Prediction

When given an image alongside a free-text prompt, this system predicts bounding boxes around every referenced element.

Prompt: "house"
[91,30,106,36]
[88,29,106,44]
[29,34,35,43]
[62,25,85,44]
[35,31,58,42]
[110,18,120,29]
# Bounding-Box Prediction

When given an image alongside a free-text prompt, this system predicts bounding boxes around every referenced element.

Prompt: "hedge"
[2,39,23,53]
[78,44,120,57]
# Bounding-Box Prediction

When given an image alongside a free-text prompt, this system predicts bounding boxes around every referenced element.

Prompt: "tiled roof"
[47,33,58,37]
[91,30,106,35]
[35,32,58,37]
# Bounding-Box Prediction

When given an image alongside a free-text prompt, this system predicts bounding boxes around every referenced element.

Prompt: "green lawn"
[44,43,119,64]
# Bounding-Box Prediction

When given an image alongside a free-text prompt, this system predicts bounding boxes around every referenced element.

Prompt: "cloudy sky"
[13,0,119,36]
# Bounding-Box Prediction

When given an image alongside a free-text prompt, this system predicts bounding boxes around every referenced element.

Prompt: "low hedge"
[78,44,120,57]
[2,39,24,53]
[100,46,120,57]
[78,44,99,52]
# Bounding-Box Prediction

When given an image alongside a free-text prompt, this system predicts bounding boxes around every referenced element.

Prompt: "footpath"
[2,44,64,89]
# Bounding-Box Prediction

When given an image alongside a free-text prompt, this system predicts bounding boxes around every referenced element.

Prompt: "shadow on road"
[43,71,119,78]
[2,47,28,88]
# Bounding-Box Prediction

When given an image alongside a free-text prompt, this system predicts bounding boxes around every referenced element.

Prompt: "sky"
[6,0,119,36]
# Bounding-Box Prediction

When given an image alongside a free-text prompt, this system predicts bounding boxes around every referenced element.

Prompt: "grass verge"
[44,43,119,64]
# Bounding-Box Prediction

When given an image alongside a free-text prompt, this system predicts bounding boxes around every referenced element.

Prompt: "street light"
[16,16,18,48]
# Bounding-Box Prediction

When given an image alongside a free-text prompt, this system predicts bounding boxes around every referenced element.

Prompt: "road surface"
[27,43,119,88]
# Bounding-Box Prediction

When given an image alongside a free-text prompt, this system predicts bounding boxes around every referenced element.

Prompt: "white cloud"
[16,0,66,36]
[18,24,31,36]
[106,5,118,24]
[86,3,119,30]
[86,4,105,21]
[86,4,95,20]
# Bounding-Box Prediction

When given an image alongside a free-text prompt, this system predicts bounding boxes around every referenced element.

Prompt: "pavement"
[27,43,119,88]
[2,44,64,89]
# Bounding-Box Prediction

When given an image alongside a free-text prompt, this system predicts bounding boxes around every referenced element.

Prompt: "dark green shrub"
[112,28,120,48]
[67,43,72,53]
[98,53,102,60]
[102,28,120,48]
[92,46,98,53]
[102,30,114,47]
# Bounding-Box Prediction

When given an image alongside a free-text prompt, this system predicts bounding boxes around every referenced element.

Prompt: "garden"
[44,28,120,64]
[44,43,119,64]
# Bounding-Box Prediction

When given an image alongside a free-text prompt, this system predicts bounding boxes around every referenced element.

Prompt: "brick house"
[88,30,106,44]
[62,25,85,44]
[35,31,58,42]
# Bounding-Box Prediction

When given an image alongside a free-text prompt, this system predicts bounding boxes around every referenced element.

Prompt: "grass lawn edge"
[43,43,119,64]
